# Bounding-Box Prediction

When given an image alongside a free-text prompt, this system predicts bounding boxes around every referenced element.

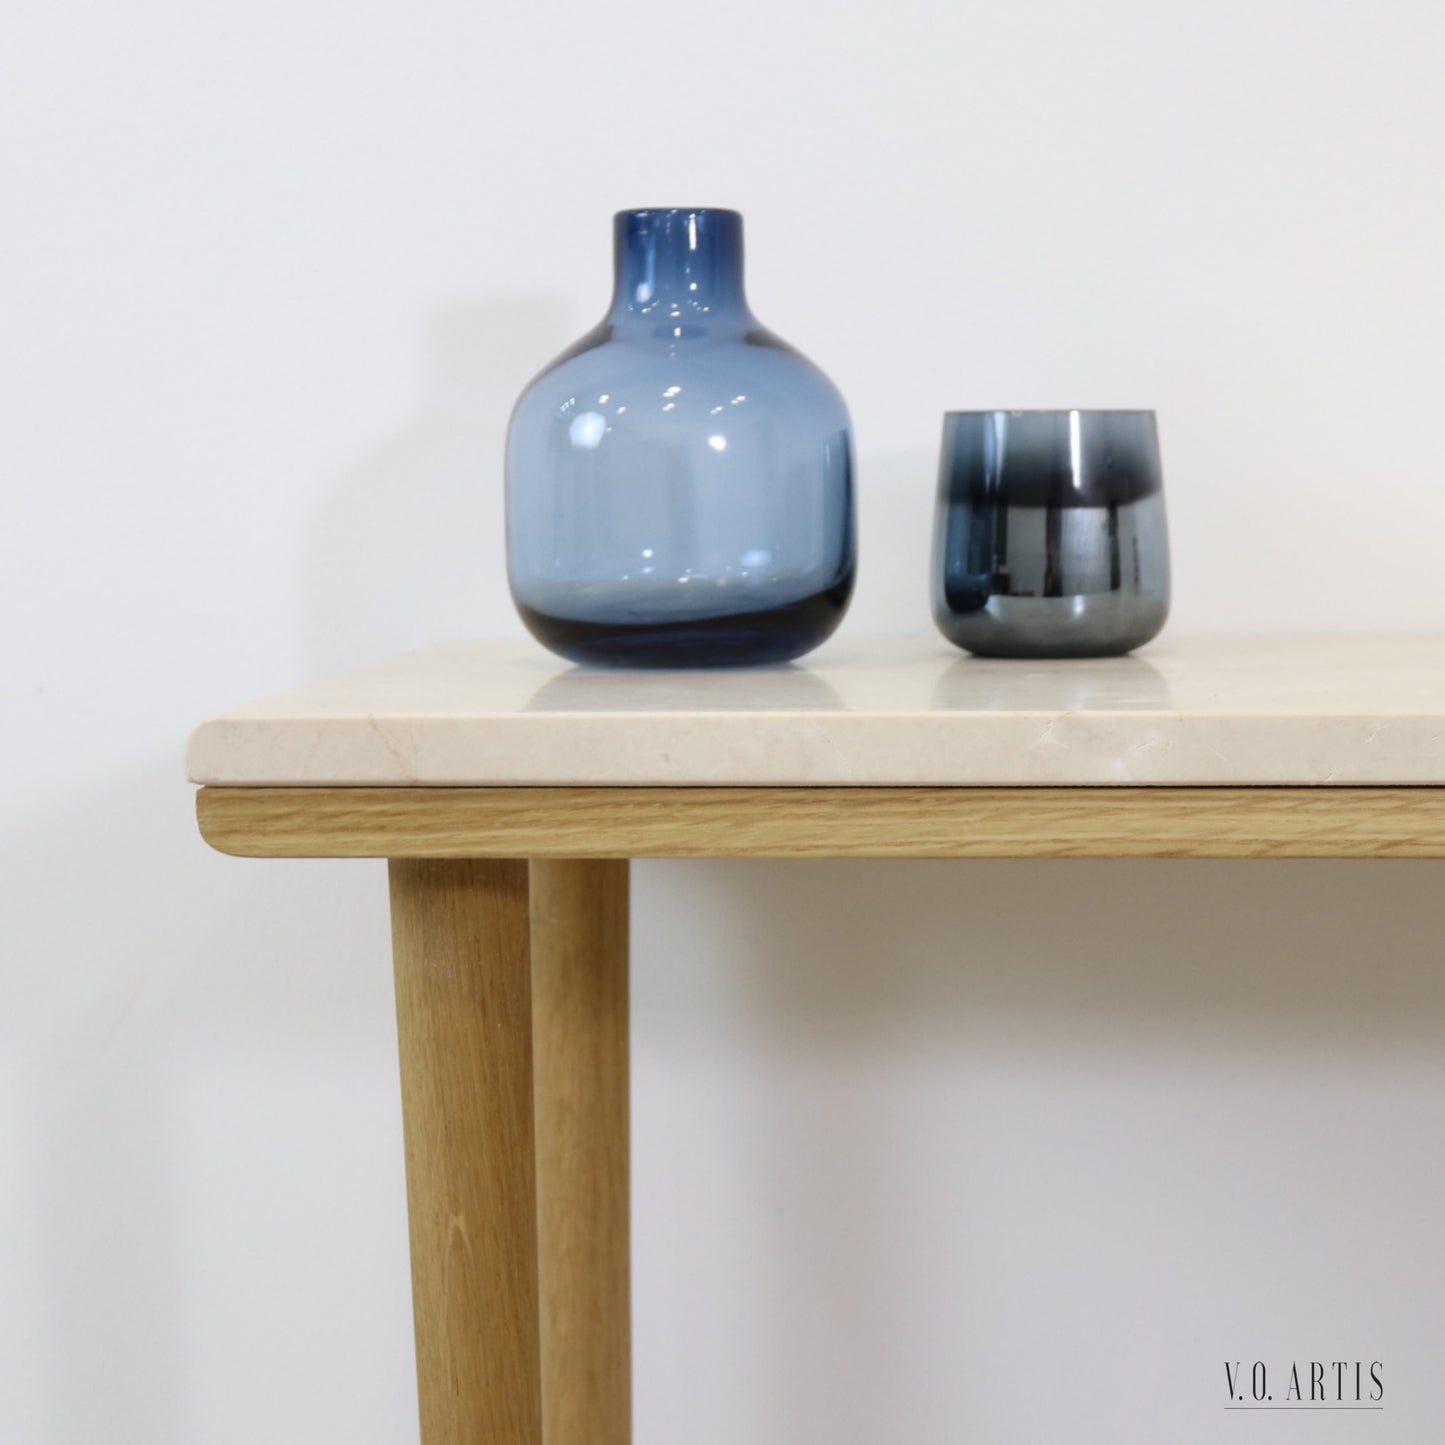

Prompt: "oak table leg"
[388,858,543,1445]
[530,859,632,1445]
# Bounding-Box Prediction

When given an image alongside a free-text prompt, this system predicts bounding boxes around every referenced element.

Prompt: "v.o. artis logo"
[1225,1360,1383,1411]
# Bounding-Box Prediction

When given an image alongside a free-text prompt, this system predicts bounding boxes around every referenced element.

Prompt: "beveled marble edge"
[187,636,1445,787]
[188,714,1445,785]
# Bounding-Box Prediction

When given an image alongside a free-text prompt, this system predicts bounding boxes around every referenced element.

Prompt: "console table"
[187,636,1445,1445]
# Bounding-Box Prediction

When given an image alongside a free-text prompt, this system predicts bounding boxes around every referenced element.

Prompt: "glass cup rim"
[943,407,1156,418]
[614,207,744,222]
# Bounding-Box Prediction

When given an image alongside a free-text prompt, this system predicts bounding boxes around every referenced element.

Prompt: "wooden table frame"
[196,783,1445,1445]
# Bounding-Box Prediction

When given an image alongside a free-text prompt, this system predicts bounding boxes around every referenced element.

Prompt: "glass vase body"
[506,208,855,667]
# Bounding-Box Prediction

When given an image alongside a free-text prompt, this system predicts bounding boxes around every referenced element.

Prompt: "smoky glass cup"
[931,409,1170,658]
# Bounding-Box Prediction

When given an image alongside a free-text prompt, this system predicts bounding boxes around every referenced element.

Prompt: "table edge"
[195,785,1445,859]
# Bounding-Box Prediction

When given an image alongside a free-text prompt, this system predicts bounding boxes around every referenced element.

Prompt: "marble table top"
[186,637,1445,788]
[186,638,1445,786]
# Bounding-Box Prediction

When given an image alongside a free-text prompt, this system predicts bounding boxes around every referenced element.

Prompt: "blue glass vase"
[506,208,855,667]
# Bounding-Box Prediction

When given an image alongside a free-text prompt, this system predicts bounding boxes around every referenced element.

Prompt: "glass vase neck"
[607,208,751,324]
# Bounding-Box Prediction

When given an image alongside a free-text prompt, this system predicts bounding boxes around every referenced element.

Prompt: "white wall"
[4,0,1445,1440]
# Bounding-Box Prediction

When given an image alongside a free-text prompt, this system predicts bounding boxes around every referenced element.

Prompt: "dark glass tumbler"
[931,409,1170,658]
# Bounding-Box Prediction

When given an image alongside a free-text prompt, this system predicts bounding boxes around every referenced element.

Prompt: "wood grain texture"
[202,786,1445,859]
[389,859,542,1445]
[530,861,631,1445]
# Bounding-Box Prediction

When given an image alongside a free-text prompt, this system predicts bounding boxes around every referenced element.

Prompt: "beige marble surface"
[186,637,1445,787]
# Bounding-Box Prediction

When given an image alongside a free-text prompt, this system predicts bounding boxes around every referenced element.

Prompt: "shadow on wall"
[0,766,416,1445]
[631,857,1445,1445]
[712,858,1445,1036]
[302,296,576,674]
